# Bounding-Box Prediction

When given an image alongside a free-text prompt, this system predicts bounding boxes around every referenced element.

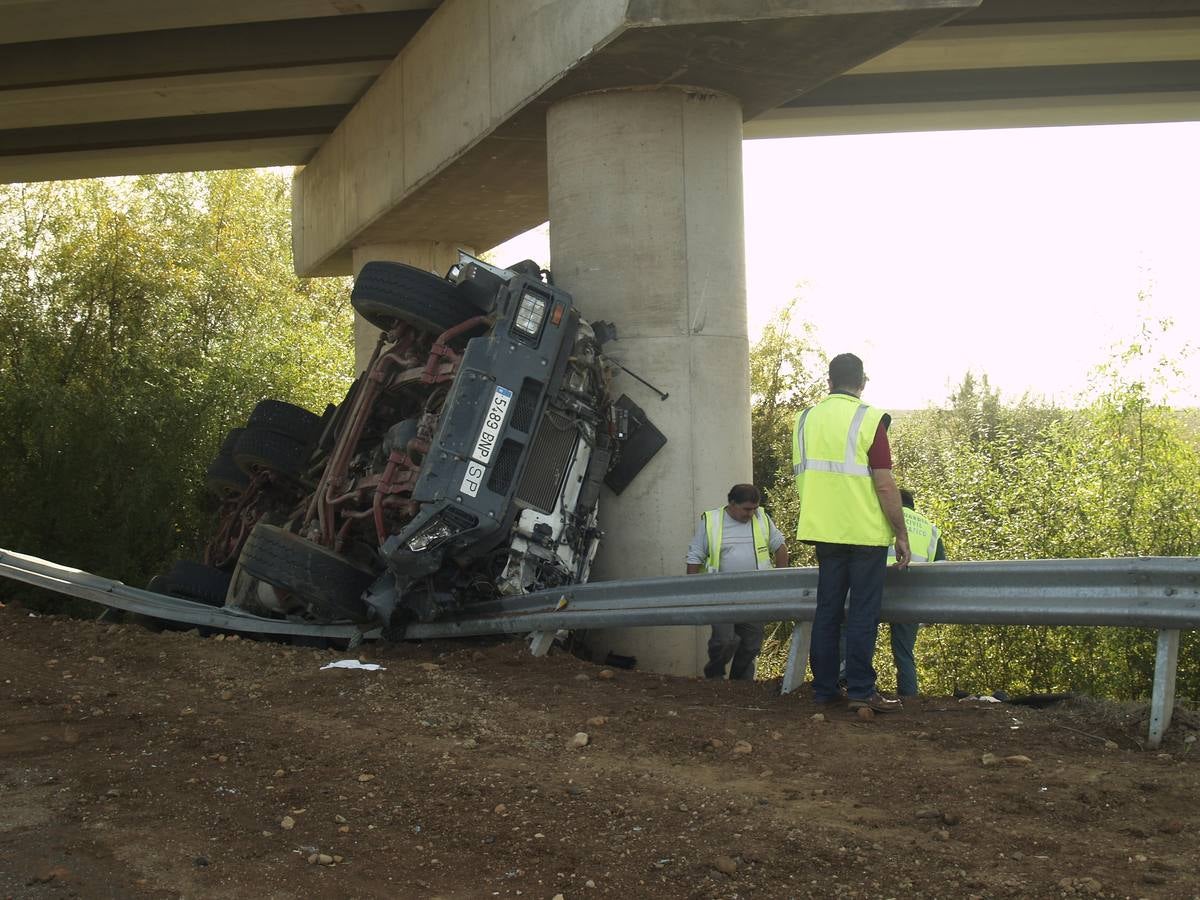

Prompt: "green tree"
[747,299,825,556]
[0,171,354,596]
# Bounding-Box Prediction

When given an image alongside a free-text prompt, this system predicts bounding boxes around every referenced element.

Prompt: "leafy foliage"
[749,299,1200,700]
[0,172,353,597]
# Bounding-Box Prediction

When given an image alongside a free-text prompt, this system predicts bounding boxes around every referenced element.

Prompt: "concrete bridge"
[4,0,1198,673]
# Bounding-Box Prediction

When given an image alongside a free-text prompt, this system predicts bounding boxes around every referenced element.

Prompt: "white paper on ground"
[321,659,385,671]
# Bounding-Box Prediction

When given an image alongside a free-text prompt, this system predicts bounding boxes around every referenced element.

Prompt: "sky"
[490,121,1200,411]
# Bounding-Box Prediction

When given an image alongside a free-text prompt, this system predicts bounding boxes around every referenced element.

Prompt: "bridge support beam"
[547,87,752,677]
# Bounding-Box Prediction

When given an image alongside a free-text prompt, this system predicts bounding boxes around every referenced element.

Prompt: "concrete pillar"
[547,88,751,677]
[350,241,473,373]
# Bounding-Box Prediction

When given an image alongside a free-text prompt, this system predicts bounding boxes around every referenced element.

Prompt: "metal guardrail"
[0,548,377,640]
[2,547,1197,747]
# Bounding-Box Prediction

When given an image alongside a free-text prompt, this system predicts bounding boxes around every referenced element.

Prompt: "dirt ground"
[1,603,1197,900]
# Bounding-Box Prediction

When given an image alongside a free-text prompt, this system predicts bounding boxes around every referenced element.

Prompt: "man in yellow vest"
[686,484,789,680]
[792,353,910,712]
[885,489,945,697]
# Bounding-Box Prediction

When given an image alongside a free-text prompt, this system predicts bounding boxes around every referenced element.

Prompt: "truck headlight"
[405,508,478,552]
[407,517,456,552]
[512,289,548,339]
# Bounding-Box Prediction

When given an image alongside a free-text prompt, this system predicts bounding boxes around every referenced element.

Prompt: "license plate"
[460,385,512,497]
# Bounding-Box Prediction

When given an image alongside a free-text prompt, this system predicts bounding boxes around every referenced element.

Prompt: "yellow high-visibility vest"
[702,507,773,573]
[792,394,893,546]
[888,507,941,562]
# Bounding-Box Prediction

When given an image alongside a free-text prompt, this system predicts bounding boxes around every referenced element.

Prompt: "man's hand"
[872,468,910,568]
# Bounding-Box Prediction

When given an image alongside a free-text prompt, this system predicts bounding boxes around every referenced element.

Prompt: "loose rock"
[732,740,753,755]
[980,753,1000,766]
[712,855,738,875]
[1003,755,1032,766]
[570,732,589,749]
[279,816,295,830]
[810,713,826,723]
[856,706,875,721]
[586,716,607,727]
[597,669,615,680]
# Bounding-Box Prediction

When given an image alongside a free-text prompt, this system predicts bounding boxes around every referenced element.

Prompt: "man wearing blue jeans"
[837,489,945,697]
[885,489,945,696]
[792,353,910,713]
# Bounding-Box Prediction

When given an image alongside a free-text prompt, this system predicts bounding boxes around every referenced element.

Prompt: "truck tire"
[219,427,245,454]
[239,524,374,622]
[161,560,232,607]
[351,261,482,336]
[205,451,251,499]
[233,426,308,480]
[247,399,322,443]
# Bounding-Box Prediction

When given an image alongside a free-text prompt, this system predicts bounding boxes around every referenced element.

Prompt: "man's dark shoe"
[848,692,903,713]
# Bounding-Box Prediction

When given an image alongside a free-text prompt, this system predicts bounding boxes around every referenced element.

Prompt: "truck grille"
[510,378,543,433]
[487,439,523,495]
[515,415,578,513]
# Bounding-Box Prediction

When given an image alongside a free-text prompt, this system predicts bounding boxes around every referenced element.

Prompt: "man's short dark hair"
[727,484,760,505]
[828,353,865,389]
[899,488,915,510]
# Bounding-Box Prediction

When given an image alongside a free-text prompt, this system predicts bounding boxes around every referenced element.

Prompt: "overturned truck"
[165,254,663,633]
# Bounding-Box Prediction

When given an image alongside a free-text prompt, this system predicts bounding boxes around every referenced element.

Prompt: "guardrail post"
[1147,628,1180,749]
[781,621,811,695]
[528,631,555,657]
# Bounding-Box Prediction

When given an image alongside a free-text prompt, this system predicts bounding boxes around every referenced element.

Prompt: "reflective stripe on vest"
[703,507,773,573]
[888,507,941,562]
[791,394,892,546]
[791,403,872,477]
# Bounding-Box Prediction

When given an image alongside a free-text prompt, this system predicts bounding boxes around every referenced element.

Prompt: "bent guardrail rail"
[0,548,377,640]
[2,547,1197,747]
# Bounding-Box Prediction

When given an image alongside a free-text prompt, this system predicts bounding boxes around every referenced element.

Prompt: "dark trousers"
[705,622,764,681]
[811,543,887,702]
[890,621,920,696]
[839,620,921,696]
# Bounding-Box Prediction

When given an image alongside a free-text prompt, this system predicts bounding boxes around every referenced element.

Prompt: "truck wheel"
[161,560,232,607]
[247,399,323,443]
[239,524,375,622]
[351,261,483,336]
[219,427,245,454]
[233,426,309,480]
[205,451,251,498]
